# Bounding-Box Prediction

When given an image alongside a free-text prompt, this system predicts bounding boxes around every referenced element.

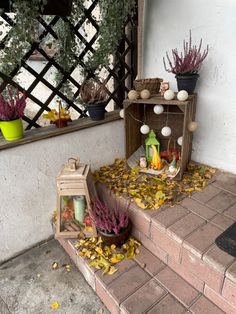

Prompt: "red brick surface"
[190,295,225,314]
[203,244,235,274]
[132,228,168,263]
[155,267,200,307]
[224,203,236,220]
[167,213,206,243]
[120,278,167,314]
[108,265,151,304]
[146,294,186,314]
[182,249,224,293]
[192,185,221,204]
[204,285,236,314]
[206,191,236,212]
[152,205,189,231]
[168,257,204,292]
[226,261,236,284]
[210,213,235,230]
[183,223,222,258]
[95,277,120,314]
[222,277,236,308]
[151,225,182,261]
[181,198,217,220]
[134,246,166,276]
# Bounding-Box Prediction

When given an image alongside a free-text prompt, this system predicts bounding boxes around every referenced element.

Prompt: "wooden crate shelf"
[123,94,197,179]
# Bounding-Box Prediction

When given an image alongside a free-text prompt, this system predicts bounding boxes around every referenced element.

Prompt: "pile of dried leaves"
[75,237,140,275]
[93,159,216,210]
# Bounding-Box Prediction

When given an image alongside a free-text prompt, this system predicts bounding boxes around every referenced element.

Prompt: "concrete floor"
[0,240,109,314]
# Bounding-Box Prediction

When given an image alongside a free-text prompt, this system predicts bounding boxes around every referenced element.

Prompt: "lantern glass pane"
[59,195,93,234]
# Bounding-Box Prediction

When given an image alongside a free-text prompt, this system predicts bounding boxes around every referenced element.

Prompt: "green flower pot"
[0,118,23,141]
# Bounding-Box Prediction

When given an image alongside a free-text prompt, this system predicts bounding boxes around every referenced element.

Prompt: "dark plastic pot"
[86,101,107,121]
[175,74,199,94]
[98,221,132,247]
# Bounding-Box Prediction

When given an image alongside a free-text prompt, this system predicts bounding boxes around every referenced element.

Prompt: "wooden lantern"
[55,157,97,239]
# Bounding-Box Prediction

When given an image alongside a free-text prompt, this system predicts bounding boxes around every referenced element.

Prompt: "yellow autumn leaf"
[110,254,124,264]
[108,266,118,275]
[51,302,60,310]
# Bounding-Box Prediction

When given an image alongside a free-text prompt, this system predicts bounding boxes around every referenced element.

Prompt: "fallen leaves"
[51,302,60,310]
[93,159,216,210]
[75,236,140,275]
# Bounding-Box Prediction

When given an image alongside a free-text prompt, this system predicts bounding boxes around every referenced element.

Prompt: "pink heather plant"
[0,86,27,121]
[163,31,209,75]
[90,197,129,235]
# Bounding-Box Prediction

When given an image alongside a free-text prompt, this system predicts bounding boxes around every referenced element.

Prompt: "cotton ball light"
[177,90,189,101]
[188,121,198,132]
[128,90,139,100]
[119,109,124,118]
[177,136,183,146]
[140,124,150,134]
[140,89,151,99]
[164,89,175,100]
[153,104,164,115]
[161,126,172,137]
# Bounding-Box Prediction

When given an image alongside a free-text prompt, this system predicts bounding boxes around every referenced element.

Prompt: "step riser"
[97,183,236,313]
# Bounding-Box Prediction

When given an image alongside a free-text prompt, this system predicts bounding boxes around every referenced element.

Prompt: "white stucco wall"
[0,120,125,263]
[143,0,236,173]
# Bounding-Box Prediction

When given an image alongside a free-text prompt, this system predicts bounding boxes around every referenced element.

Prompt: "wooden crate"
[123,94,197,179]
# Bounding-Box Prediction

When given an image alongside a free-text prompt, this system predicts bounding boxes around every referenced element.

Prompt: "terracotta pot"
[98,221,132,247]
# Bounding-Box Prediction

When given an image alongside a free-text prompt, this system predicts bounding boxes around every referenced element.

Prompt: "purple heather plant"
[163,31,209,75]
[90,197,129,235]
[0,86,27,121]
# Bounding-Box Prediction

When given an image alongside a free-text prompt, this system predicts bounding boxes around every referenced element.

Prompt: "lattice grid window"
[0,1,137,130]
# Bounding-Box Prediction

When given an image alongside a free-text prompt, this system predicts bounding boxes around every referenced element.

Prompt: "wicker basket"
[134,77,163,95]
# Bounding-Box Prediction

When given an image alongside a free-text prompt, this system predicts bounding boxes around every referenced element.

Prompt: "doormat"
[215,222,236,257]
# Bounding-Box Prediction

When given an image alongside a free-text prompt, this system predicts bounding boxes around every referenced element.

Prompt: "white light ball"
[153,104,164,115]
[128,90,139,100]
[188,121,198,132]
[177,90,189,101]
[119,109,124,118]
[177,136,183,146]
[164,89,175,100]
[140,124,150,134]
[161,126,172,137]
[140,89,151,99]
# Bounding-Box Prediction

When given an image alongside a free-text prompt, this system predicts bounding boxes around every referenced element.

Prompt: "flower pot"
[0,118,23,141]
[175,74,199,94]
[86,102,106,121]
[98,221,132,247]
[54,119,68,128]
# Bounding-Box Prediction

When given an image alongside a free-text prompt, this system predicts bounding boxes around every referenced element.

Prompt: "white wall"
[0,120,125,263]
[143,0,236,173]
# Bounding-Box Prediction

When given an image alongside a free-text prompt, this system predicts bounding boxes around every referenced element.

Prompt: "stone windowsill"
[0,111,121,151]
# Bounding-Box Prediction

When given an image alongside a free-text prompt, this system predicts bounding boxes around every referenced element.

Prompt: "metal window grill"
[0,1,137,130]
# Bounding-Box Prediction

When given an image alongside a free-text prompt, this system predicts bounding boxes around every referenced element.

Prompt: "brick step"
[96,174,236,314]
[57,237,225,314]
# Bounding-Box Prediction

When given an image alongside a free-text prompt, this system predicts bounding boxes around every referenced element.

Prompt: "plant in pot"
[80,78,108,121]
[90,197,131,247]
[42,100,71,127]
[163,31,209,94]
[0,86,27,141]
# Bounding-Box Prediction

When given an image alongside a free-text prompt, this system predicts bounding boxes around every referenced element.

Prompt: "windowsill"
[0,111,121,151]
